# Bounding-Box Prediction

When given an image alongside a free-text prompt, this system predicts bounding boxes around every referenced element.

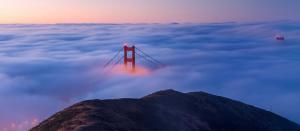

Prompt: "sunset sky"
[1,0,300,130]
[0,0,300,24]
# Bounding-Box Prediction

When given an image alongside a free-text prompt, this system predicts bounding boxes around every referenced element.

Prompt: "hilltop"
[31,89,300,131]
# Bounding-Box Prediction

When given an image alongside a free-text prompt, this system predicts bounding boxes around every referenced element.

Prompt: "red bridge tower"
[123,45,136,72]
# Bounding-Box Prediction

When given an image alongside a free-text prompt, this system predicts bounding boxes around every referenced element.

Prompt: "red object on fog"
[124,45,136,72]
[275,35,285,41]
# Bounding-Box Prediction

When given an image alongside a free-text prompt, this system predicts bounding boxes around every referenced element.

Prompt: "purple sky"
[0,0,300,23]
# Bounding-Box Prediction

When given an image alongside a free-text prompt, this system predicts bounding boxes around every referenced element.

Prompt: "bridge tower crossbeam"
[123,45,136,72]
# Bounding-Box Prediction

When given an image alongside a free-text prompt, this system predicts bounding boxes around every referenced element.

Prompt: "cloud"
[0,21,300,130]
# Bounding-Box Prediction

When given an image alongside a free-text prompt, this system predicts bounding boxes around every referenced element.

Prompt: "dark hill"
[31,89,300,131]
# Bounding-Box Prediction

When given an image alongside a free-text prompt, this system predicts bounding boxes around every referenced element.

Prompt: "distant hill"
[31,89,300,131]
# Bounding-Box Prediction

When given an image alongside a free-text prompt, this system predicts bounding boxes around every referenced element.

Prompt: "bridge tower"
[123,45,136,72]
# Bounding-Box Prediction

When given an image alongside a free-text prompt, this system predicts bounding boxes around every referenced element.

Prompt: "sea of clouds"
[0,22,300,130]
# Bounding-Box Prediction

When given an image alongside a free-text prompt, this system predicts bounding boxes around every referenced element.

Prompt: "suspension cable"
[103,47,123,68]
[113,55,124,66]
[103,46,166,69]
[135,47,165,66]
[135,51,161,67]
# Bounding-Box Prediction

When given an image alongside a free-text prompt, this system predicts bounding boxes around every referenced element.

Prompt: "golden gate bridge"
[103,44,165,72]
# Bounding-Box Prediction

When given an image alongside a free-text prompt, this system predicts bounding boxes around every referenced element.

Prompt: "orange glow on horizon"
[0,0,210,24]
[0,0,299,24]
[110,64,151,76]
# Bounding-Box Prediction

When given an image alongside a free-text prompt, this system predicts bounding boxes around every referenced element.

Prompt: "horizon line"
[0,20,297,25]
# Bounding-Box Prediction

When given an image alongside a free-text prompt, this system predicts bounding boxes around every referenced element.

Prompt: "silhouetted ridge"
[142,89,184,98]
[31,89,300,131]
